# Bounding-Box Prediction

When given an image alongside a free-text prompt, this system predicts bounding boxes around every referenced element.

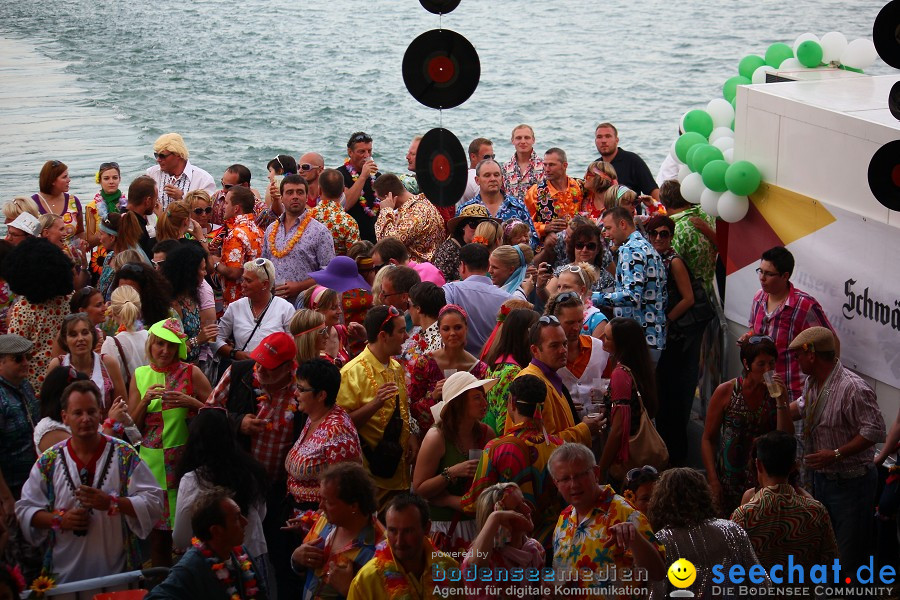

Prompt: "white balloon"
[708,126,735,143]
[820,31,848,64]
[723,148,735,164]
[779,58,804,70]
[792,33,819,56]
[751,65,776,84]
[700,188,722,218]
[706,99,735,129]
[717,192,750,223]
[681,173,706,204]
[670,139,681,163]
[677,164,692,183]
[712,137,735,152]
[841,38,878,70]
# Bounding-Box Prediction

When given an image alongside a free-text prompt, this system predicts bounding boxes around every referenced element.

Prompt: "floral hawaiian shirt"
[502,151,544,202]
[346,538,460,600]
[671,206,717,299]
[456,194,539,249]
[375,194,446,263]
[524,177,585,238]
[221,214,263,307]
[594,230,668,350]
[312,197,361,256]
[552,485,664,597]
[210,190,271,229]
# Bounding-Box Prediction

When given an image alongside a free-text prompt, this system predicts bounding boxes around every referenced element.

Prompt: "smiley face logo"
[667,558,697,589]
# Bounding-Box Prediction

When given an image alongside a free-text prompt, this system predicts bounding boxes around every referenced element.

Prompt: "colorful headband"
[616,185,632,200]
[99,222,118,236]
[294,322,327,338]
[439,303,469,322]
[513,244,525,267]
[310,285,327,309]
[503,219,525,237]
[357,257,374,269]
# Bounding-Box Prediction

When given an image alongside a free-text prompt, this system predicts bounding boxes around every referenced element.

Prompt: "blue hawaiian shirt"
[0,375,38,497]
[456,193,539,249]
[592,230,668,350]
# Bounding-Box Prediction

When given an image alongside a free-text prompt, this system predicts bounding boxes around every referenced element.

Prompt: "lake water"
[0,0,892,201]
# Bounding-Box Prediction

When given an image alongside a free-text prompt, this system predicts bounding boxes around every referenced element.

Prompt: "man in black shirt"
[337,131,381,242]
[594,122,659,201]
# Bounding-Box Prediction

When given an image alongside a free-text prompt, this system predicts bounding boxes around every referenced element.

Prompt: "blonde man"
[145,133,215,209]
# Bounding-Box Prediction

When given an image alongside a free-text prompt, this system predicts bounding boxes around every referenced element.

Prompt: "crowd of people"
[0,124,897,600]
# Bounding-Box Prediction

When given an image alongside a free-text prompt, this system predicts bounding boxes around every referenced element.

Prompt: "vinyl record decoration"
[402,29,481,110]
[415,128,468,207]
[873,0,900,69]
[867,139,900,211]
[419,0,461,14]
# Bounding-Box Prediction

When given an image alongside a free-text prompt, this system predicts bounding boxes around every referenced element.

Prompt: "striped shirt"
[748,283,834,402]
[797,360,886,473]
[731,483,838,572]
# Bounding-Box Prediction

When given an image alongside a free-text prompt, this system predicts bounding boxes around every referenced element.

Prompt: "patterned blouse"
[311,198,361,256]
[401,321,442,379]
[374,194,446,263]
[220,214,263,307]
[407,356,489,436]
[285,405,363,504]
[432,238,461,283]
[671,206,717,298]
[8,295,71,391]
[502,151,544,202]
[483,359,522,435]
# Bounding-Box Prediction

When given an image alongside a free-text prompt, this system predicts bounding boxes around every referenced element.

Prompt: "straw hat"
[446,204,500,235]
[430,371,498,426]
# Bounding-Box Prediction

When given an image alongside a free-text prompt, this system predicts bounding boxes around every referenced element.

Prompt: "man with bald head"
[297,152,325,207]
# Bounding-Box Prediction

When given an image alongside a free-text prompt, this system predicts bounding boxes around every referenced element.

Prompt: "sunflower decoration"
[29,573,57,598]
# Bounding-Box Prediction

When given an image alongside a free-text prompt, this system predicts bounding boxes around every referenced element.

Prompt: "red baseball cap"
[249,332,296,369]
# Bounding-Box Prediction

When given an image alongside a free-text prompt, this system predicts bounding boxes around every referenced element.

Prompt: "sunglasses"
[379,306,401,331]
[481,153,496,160]
[151,259,165,269]
[153,152,172,160]
[747,335,775,345]
[119,263,144,275]
[574,241,598,251]
[8,354,30,363]
[63,311,90,323]
[755,268,782,278]
[538,315,560,325]
[625,465,658,483]
[99,162,120,171]
[50,160,61,168]
[221,180,235,191]
[299,163,318,172]
[350,133,371,144]
[555,291,581,303]
[648,230,672,240]
[193,206,213,215]
[559,264,583,274]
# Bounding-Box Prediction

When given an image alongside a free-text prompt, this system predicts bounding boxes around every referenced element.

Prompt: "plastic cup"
[763,370,781,398]
[468,449,481,461]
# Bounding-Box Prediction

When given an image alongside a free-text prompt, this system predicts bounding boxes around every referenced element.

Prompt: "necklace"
[254,364,299,431]
[343,159,379,218]
[268,211,314,258]
[192,538,260,600]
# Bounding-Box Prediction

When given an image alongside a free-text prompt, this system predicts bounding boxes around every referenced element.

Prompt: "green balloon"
[725,160,762,196]
[723,76,751,102]
[765,43,794,68]
[731,97,737,110]
[796,40,823,68]
[685,143,705,172]
[738,55,766,79]
[691,145,725,174]
[682,109,715,138]
[674,132,707,163]
[701,160,730,192]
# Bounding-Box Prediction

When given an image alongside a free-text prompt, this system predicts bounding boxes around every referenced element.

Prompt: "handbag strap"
[239,297,274,351]
[112,336,131,390]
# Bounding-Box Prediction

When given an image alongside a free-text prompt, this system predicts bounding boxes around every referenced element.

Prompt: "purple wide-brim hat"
[309,256,372,293]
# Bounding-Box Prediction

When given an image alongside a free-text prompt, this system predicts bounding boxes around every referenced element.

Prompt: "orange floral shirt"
[524,177,585,238]
[311,198,361,256]
[221,214,263,307]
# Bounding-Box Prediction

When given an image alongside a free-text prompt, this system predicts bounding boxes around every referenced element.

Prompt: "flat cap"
[0,334,34,355]
[788,326,835,353]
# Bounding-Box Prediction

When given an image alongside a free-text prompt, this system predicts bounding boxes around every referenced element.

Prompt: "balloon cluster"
[668,31,879,223]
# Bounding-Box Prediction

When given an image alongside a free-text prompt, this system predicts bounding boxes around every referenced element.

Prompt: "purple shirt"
[443,274,511,356]
[263,212,335,286]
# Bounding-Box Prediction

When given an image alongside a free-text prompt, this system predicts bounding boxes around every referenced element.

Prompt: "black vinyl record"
[415,128,468,207]
[402,29,480,110]
[419,0,461,14]
[889,81,900,121]
[873,0,900,69]
[867,140,900,211]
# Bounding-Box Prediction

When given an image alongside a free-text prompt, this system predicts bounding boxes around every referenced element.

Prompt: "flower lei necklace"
[268,211,314,259]
[343,159,379,218]
[192,537,260,600]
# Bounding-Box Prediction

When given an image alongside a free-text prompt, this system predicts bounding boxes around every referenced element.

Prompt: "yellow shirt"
[337,346,411,491]
[503,363,591,445]
[346,539,461,600]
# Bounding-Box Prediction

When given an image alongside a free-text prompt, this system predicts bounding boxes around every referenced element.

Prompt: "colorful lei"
[268,210,315,259]
[343,159,379,218]
[192,537,260,600]
[253,364,299,430]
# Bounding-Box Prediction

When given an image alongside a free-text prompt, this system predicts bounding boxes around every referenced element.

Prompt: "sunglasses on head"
[625,465,658,483]
[153,152,172,160]
[747,335,775,345]
[574,241,598,251]
[193,206,212,215]
[50,160,61,168]
[118,263,143,275]
[99,162,119,171]
[379,306,401,331]
[350,133,371,144]
[538,315,560,325]
[648,229,672,240]
[555,291,581,303]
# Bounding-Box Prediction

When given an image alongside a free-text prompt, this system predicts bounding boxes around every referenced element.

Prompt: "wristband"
[834,448,842,460]
[51,510,65,532]
[107,493,120,516]
[229,348,238,360]
[441,467,453,484]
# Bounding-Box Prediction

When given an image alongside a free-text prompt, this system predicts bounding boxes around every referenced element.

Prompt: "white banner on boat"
[725,203,900,387]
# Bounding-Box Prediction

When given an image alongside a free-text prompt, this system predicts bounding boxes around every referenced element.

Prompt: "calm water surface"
[0,0,891,201]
